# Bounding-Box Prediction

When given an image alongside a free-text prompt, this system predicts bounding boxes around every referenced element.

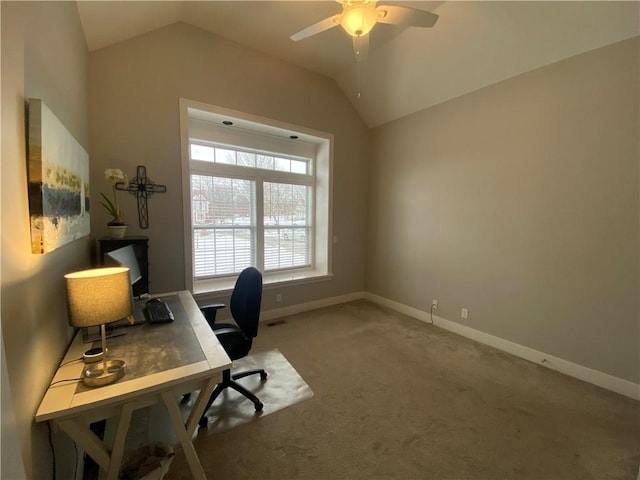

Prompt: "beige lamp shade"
[65,267,133,327]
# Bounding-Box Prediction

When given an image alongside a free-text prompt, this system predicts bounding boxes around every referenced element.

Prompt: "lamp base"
[83,359,126,387]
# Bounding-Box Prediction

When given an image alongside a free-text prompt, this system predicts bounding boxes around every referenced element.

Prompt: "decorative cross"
[116,165,167,229]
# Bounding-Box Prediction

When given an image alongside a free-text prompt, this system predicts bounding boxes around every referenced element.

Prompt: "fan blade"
[290,14,341,41]
[353,35,369,63]
[376,5,439,28]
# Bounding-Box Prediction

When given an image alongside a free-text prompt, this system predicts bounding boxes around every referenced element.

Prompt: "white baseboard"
[364,293,640,401]
[260,291,366,322]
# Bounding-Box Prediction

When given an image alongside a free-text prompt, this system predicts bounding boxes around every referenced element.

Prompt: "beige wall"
[1,2,90,478]
[367,37,640,384]
[88,22,369,307]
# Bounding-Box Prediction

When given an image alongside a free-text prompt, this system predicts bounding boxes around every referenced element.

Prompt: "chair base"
[199,368,267,427]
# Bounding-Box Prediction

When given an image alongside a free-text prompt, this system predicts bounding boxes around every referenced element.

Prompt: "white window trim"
[179,98,334,294]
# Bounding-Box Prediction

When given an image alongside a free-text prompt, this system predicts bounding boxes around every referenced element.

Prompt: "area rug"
[185,348,314,437]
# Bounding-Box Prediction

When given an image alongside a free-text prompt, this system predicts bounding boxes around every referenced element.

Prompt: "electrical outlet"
[431,299,438,309]
[461,308,469,319]
[276,293,282,303]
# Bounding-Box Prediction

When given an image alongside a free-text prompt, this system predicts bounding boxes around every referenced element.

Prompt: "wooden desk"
[36,291,231,480]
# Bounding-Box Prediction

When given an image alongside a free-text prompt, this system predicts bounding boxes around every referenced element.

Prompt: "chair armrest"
[200,303,226,325]
[200,303,225,310]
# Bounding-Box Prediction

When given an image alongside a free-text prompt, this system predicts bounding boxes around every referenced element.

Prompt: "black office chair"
[198,266,267,427]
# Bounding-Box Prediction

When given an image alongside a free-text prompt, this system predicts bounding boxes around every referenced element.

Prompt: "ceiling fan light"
[340,5,378,37]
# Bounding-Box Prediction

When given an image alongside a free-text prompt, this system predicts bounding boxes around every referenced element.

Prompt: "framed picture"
[27,98,90,254]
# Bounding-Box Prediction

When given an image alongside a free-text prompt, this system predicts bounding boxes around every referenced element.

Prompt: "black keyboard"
[145,300,174,324]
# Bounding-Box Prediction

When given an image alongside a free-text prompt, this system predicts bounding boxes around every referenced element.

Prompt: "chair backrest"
[230,267,263,339]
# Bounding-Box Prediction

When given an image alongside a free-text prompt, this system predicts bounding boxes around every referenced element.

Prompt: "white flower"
[105,168,126,184]
[101,168,127,223]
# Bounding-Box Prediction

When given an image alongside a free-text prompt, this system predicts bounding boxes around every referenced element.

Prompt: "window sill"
[192,269,333,300]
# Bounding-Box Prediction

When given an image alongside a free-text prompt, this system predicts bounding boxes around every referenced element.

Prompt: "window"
[263,181,311,270]
[191,173,255,277]
[180,100,332,293]
[190,146,312,276]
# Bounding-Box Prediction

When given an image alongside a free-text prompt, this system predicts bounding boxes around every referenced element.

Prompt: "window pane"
[191,174,255,277]
[291,159,307,174]
[191,142,310,175]
[263,182,311,270]
[215,148,236,165]
[237,151,256,168]
[275,157,291,172]
[191,144,214,162]
[193,229,252,277]
[257,154,274,170]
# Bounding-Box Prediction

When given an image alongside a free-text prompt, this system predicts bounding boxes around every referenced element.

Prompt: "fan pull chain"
[356,61,362,100]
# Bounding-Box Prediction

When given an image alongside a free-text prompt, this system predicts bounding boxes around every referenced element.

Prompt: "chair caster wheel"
[198,416,208,427]
[255,401,263,412]
[260,372,268,381]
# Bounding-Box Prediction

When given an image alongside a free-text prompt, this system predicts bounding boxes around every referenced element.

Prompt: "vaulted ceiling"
[76,1,639,127]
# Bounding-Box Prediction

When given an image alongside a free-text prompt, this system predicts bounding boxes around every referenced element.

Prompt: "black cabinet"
[98,236,149,296]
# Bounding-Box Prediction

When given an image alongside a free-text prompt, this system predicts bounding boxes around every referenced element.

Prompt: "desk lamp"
[65,267,132,387]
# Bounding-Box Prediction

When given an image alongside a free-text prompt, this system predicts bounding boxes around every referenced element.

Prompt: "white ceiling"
[76,1,639,127]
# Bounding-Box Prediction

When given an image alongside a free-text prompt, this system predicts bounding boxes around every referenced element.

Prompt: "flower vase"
[108,225,127,239]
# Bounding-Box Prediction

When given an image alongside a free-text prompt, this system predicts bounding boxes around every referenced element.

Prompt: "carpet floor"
[166,300,639,479]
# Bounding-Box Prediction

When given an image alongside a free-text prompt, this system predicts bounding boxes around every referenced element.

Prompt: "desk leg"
[185,377,218,437]
[161,377,218,480]
[57,402,135,480]
[57,419,111,471]
[106,403,135,480]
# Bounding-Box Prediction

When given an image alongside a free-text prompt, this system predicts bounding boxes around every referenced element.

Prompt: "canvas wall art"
[27,98,90,254]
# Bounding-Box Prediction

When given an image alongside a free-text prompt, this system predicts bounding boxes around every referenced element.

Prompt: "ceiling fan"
[290,0,439,63]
